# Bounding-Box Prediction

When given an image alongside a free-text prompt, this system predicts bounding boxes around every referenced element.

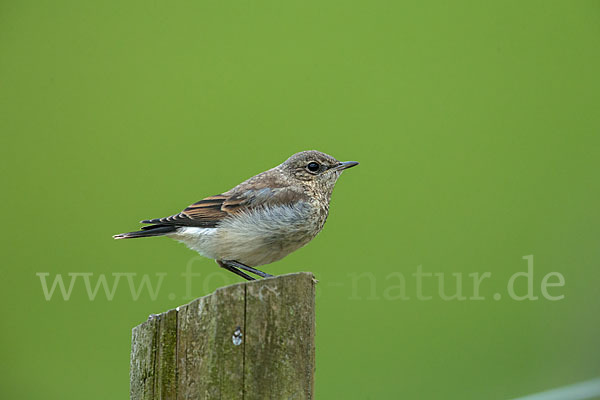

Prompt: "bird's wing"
[141,195,229,228]
[141,187,308,228]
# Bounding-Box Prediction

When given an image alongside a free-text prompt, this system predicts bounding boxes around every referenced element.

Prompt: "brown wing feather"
[182,195,229,220]
[140,188,309,228]
[141,195,231,228]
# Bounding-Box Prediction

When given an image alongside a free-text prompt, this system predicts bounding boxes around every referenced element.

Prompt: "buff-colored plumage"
[114,150,358,280]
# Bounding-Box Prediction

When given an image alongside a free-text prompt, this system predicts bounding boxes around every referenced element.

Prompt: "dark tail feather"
[113,224,177,239]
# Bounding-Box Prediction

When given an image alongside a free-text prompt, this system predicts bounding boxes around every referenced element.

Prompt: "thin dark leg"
[224,260,273,278]
[217,260,255,281]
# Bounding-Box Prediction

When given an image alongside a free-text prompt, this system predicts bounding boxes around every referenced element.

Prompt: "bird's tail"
[113,224,177,239]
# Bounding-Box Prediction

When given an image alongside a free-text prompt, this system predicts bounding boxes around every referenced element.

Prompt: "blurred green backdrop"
[1,1,599,399]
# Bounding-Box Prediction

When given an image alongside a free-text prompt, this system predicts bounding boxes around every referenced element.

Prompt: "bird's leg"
[224,260,274,279]
[217,260,255,281]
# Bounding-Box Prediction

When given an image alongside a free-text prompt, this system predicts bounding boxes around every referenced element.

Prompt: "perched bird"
[113,150,358,280]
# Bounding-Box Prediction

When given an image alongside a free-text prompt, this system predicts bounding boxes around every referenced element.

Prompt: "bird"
[113,150,358,281]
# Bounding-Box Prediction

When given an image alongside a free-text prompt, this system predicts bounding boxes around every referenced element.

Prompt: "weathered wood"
[156,309,177,399]
[130,272,316,400]
[130,316,157,400]
[177,281,246,398]
[244,273,316,399]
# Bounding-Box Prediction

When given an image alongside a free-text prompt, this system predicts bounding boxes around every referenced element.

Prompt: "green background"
[1,1,599,399]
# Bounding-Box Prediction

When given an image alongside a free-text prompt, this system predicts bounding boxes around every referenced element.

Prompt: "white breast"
[215,202,319,266]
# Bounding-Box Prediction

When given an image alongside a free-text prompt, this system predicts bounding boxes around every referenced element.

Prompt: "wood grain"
[130,272,316,400]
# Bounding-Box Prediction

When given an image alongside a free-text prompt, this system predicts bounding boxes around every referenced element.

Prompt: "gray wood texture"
[130,272,316,400]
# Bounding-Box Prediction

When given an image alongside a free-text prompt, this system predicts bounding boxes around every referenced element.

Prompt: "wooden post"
[130,272,316,400]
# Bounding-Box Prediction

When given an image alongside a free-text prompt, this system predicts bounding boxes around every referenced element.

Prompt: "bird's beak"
[334,161,359,171]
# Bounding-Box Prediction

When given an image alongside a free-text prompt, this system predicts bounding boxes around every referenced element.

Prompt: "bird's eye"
[307,162,320,172]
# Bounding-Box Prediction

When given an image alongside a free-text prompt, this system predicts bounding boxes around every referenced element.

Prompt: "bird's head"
[279,150,359,194]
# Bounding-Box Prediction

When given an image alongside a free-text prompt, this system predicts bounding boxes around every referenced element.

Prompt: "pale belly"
[168,203,325,266]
